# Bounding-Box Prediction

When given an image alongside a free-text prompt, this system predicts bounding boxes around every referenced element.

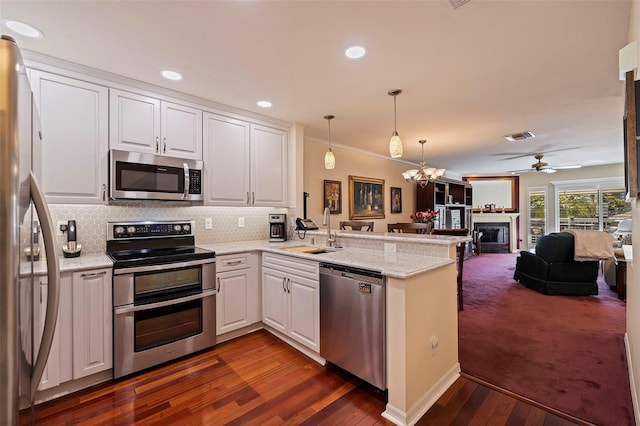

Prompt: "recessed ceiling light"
[345,45,366,59]
[256,100,272,108]
[161,70,183,81]
[2,19,44,39]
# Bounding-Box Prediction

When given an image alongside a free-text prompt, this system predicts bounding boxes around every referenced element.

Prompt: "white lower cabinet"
[72,268,113,379]
[33,274,72,391]
[215,253,260,335]
[262,253,319,352]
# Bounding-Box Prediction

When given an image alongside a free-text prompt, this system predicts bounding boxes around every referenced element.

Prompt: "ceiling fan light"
[435,168,446,177]
[542,168,557,174]
[424,167,437,176]
[389,132,403,158]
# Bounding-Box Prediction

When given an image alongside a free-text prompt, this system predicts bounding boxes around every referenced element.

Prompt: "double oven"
[106,220,216,379]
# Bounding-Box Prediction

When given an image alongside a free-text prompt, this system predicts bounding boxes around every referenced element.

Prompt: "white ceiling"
[1,0,632,176]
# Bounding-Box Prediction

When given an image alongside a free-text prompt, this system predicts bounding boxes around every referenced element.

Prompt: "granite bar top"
[198,240,453,279]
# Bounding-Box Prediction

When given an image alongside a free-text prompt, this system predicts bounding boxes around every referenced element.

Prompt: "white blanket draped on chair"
[565,229,614,261]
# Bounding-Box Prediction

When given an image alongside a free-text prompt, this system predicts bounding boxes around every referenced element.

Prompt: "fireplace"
[475,222,510,253]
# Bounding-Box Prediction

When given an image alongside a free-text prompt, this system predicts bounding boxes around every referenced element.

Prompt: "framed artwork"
[323,180,342,214]
[391,187,402,213]
[349,175,385,219]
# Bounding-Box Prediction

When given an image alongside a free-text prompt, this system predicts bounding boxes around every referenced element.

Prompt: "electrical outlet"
[384,243,396,253]
[57,221,67,236]
[238,217,245,228]
[204,218,213,230]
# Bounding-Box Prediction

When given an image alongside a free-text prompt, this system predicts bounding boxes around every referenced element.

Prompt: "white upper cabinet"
[204,113,288,206]
[251,125,288,206]
[203,113,250,205]
[30,70,109,204]
[110,89,202,160]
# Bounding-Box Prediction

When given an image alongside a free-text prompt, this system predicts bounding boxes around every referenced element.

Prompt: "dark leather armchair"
[514,232,599,295]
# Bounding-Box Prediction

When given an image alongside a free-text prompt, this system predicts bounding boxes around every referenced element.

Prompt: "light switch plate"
[238,217,245,228]
[204,218,213,230]
[384,243,396,253]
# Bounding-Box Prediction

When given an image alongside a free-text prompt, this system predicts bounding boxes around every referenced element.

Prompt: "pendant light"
[324,115,335,170]
[388,89,403,158]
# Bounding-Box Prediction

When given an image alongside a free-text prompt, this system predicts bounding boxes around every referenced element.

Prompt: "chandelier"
[401,140,446,188]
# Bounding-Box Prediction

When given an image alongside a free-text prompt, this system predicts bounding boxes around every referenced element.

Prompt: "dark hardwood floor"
[29,330,587,425]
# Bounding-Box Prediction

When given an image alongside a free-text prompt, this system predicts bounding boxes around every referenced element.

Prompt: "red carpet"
[458,253,634,426]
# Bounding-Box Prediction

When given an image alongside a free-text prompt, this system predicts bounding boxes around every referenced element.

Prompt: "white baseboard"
[382,363,461,426]
[625,333,640,424]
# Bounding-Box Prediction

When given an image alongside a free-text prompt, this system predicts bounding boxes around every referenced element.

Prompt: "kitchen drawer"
[217,253,251,272]
[262,253,319,281]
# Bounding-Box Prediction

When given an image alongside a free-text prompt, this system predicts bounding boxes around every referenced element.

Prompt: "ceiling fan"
[509,154,582,174]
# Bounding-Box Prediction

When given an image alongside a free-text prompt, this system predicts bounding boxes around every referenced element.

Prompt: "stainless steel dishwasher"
[319,263,386,390]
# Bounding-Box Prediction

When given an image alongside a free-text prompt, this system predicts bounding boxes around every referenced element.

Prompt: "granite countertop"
[198,240,453,279]
[24,253,113,276]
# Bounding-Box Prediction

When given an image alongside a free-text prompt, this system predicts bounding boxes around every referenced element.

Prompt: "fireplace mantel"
[473,213,520,253]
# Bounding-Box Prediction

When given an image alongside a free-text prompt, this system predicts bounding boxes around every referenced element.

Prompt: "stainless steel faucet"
[323,207,336,247]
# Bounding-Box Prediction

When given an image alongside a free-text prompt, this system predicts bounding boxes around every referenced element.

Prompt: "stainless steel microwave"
[109,149,203,201]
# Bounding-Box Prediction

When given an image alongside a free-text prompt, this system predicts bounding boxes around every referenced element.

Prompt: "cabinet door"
[288,274,320,352]
[33,277,59,390]
[109,89,161,155]
[251,125,288,206]
[30,70,109,204]
[262,267,288,334]
[203,113,250,205]
[32,273,72,391]
[216,269,251,335]
[72,269,112,379]
[161,101,202,160]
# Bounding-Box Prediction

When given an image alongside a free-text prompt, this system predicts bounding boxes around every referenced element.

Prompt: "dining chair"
[431,228,469,310]
[386,222,430,234]
[339,221,374,231]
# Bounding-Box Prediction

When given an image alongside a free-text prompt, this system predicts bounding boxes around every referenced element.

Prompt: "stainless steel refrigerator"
[0,35,60,424]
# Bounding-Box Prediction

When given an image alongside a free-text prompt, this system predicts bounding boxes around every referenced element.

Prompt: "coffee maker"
[269,213,287,242]
[62,219,82,258]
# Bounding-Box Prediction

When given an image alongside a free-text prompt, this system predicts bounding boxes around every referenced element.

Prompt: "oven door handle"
[113,257,216,275]
[114,290,215,315]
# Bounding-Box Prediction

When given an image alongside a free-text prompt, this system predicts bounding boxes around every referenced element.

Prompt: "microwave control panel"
[189,169,202,194]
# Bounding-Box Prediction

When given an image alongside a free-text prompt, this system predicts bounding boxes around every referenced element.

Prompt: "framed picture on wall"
[391,187,402,213]
[349,175,385,219]
[323,180,342,214]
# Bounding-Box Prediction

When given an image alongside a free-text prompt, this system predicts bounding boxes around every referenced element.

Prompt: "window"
[528,187,546,249]
[554,178,630,233]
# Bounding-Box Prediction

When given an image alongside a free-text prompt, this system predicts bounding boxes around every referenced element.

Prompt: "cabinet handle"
[246,192,250,205]
[80,271,107,278]
[282,277,287,293]
[252,192,255,205]
[163,137,167,154]
[226,260,242,266]
[155,137,159,153]
[287,277,291,293]
[216,276,221,292]
[102,184,106,201]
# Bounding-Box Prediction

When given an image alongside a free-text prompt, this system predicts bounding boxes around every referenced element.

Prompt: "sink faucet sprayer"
[323,207,336,247]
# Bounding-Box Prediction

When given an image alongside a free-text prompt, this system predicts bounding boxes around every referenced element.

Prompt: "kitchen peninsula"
[201,230,467,426]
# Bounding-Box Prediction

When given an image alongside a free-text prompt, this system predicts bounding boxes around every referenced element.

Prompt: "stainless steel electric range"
[106,220,216,379]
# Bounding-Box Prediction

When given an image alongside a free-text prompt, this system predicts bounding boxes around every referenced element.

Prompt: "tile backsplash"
[48,203,289,255]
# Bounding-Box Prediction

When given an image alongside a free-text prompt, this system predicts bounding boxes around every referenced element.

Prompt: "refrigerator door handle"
[29,171,60,401]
